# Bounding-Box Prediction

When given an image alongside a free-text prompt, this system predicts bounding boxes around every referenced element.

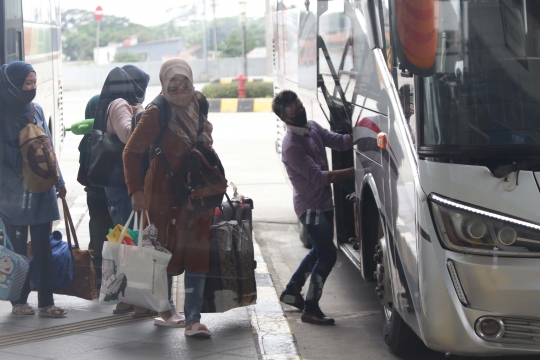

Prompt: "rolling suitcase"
[203,195,257,313]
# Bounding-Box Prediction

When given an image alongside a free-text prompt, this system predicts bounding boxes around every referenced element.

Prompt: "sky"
[61,0,267,27]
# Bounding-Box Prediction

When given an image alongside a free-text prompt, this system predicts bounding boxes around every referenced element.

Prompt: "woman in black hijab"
[0,61,67,317]
[92,65,153,316]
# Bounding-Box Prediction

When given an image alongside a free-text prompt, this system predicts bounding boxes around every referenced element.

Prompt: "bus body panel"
[274,0,540,355]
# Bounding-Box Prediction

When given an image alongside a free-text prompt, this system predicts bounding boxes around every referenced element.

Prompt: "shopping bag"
[0,219,29,301]
[99,211,172,312]
[54,198,99,300]
[201,217,257,313]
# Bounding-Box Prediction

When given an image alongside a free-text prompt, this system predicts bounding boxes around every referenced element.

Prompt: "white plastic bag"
[99,211,172,312]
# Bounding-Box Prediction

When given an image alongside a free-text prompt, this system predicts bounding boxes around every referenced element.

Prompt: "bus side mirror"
[391,0,440,77]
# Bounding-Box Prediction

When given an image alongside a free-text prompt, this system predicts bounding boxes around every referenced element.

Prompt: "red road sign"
[94,6,104,21]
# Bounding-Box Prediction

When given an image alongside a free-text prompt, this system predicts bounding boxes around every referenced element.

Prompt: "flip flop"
[38,306,67,318]
[12,303,35,315]
[185,322,212,338]
[154,312,186,328]
[113,305,135,314]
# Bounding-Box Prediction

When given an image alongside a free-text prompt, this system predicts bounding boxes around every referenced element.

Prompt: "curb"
[208,98,272,113]
[250,238,302,360]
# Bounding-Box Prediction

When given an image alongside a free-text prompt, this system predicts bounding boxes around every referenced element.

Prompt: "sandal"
[38,306,67,318]
[154,312,185,328]
[12,303,35,315]
[185,322,212,338]
[132,307,158,318]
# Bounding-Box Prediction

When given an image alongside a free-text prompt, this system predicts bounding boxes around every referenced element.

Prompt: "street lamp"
[239,0,248,76]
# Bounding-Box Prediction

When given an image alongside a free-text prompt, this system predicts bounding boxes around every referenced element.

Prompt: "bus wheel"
[375,238,416,355]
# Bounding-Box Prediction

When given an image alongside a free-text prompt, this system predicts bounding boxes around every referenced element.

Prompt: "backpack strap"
[149,94,171,152]
[194,91,208,145]
[28,103,35,124]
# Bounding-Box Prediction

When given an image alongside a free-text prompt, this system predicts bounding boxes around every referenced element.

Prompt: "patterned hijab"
[159,58,212,146]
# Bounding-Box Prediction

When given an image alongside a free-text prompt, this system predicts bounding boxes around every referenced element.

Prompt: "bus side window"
[378,0,394,72]
[4,0,24,63]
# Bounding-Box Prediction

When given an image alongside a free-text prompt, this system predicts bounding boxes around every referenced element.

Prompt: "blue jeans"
[285,210,337,313]
[104,187,133,227]
[184,270,206,325]
[4,221,55,308]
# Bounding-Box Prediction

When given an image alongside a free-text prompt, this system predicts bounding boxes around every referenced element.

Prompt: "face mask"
[292,109,308,127]
[168,88,194,107]
[16,89,36,104]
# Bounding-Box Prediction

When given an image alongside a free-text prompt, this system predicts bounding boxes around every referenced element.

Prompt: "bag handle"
[61,198,80,250]
[0,218,15,252]
[116,210,149,248]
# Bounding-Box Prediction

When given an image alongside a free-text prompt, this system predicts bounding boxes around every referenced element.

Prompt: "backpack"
[145,91,227,211]
[19,103,59,193]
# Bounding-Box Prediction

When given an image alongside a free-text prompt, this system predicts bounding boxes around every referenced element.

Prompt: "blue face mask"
[292,109,308,127]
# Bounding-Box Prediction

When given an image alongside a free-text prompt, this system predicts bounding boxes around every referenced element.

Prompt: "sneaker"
[279,290,305,311]
[301,310,335,325]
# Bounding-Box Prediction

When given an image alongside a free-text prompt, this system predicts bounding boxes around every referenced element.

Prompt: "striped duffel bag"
[0,219,30,301]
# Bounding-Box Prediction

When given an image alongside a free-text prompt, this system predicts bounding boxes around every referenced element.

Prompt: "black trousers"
[4,221,55,308]
[87,190,114,288]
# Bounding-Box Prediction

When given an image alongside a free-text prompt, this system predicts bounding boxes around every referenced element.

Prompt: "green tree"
[62,9,267,61]
[114,51,144,63]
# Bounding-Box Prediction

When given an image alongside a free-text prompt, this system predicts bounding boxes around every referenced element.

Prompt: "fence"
[63,57,269,90]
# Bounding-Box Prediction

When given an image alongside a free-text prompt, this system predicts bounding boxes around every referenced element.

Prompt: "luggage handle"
[62,198,80,251]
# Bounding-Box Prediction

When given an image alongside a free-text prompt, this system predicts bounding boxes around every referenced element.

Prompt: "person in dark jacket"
[0,61,67,317]
[76,95,118,306]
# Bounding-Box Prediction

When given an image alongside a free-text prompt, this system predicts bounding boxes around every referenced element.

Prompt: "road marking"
[250,237,302,359]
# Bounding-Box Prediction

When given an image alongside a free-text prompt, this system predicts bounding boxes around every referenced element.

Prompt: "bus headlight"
[429,194,540,256]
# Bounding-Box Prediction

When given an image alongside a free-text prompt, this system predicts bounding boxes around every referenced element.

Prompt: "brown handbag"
[54,198,99,300]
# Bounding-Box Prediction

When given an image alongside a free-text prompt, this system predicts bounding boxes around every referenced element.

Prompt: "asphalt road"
[59,88,540,360]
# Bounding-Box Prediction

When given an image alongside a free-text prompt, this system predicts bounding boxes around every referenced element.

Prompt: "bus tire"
[383,302,418,355]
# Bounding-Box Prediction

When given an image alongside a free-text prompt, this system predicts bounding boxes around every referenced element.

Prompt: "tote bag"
[99,211,171,312]
[0,219,29,301]
[54,198,99,300]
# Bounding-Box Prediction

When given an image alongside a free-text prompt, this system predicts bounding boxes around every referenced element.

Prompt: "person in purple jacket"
[273,90,353,325]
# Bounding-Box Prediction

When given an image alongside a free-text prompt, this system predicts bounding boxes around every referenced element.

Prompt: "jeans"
[285,210,337,313]
[104,186,133,228]
[87,191,114,288]
[184,270,206,325]
[167,275,175,311]
[4,221,55,308]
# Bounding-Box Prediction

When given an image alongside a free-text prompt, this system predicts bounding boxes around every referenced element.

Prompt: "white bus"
[273,0,540,356]
[1,0,64,151]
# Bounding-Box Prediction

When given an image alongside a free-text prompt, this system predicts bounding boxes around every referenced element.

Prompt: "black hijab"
[93,65,149,131]
[0,61,36,122]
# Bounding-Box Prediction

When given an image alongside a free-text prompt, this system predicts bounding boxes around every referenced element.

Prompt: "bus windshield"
[421,0,540,153]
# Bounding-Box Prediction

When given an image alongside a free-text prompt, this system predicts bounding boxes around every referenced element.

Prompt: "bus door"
[1,0,24,64]
[317,0,356,245]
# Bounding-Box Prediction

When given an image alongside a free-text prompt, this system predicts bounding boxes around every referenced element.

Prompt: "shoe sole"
[301,317,335,325]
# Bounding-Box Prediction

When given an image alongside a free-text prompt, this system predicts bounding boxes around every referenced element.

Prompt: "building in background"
[94,37,184,64]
